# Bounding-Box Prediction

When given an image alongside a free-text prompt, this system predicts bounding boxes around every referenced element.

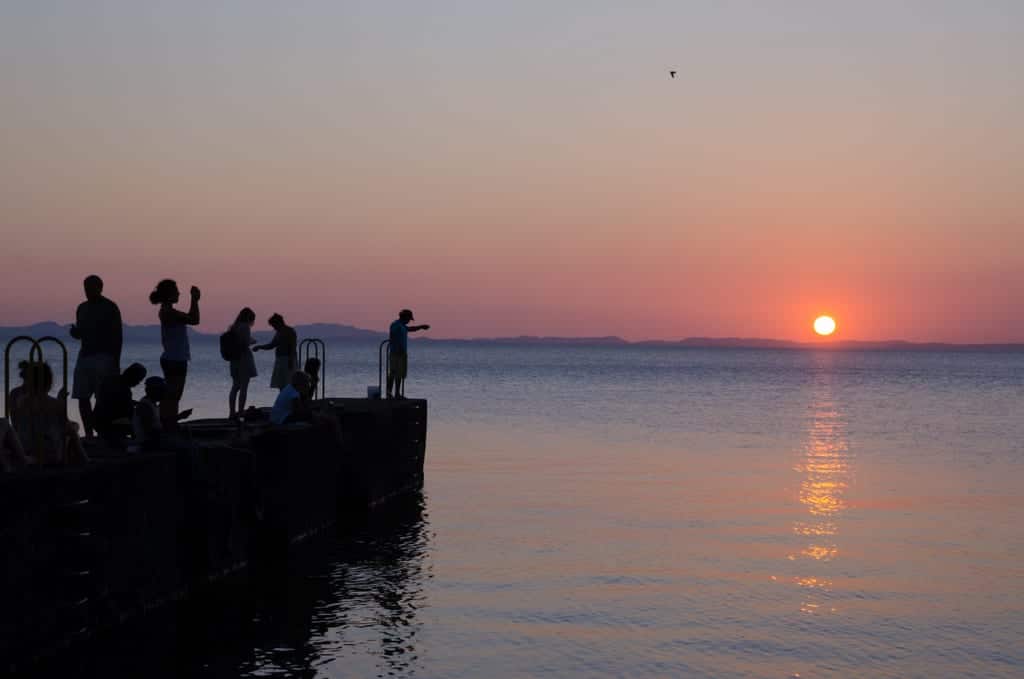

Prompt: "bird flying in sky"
[669,70,676,78]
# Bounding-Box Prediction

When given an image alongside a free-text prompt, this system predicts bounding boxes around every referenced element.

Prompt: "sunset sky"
[1,1,1021,342]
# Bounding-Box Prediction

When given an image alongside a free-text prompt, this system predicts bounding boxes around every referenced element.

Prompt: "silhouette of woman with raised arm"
[228,307,258,419]
[150,279,200,429]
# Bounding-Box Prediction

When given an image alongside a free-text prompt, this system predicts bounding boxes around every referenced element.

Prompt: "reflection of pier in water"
[46,494,432,679]
[789,367,853,615]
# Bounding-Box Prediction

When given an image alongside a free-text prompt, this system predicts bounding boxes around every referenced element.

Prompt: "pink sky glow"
[1,2,1022,342]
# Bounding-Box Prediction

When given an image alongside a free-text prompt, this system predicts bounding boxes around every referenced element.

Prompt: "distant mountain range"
[0,323,1021,351]
[426,335,630,346]
[0,322,382,342]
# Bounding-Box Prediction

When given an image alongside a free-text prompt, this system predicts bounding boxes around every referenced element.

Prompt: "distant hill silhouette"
[0,322,381,342]
[290,323,382,340]
[0,322,68,339]
[421,335,630,346]
[0,323,1021,351]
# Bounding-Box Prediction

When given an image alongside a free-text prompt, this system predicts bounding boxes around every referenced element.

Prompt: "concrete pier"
[0,397,426,672]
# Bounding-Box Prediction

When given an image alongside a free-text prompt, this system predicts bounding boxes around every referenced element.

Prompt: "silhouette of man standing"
[387,309,430,399]
[70,275,123,438]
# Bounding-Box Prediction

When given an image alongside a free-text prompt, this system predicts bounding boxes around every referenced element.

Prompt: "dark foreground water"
[8,339,1024,677]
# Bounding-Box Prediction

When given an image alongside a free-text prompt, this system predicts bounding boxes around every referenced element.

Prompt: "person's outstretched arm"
[253,334,280,352]
[408,324,431,333]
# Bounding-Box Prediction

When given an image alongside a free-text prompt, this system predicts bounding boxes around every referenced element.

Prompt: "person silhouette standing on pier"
[69,275,123,438]
[254,313,297,391]
[226,307,258,419]
[150,279,200,429]
[387,309,430,399]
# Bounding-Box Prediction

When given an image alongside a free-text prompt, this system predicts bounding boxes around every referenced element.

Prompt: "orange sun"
[813,315,837,336]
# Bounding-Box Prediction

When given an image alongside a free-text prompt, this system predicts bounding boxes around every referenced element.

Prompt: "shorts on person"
[160,358,188,401]
[389,351,408,380]
[72,353,119,400]
[270,356,295,389]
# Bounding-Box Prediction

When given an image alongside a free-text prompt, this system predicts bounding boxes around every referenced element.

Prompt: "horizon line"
[1,320,1022,348]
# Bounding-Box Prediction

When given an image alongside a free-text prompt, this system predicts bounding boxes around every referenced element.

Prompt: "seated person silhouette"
[0,417,30,472]
[131,376,192,452]
[11,361,88,465]
[93,363,147,447]
[133,376,165,451]
[303,356,321,398]
[270,371,312,425]
[7,360,32,430]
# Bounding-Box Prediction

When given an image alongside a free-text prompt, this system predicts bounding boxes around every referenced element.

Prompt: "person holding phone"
[149,279,200,428]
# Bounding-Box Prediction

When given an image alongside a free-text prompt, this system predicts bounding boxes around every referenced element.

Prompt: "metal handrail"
[298,338,326,399]
[33,337,69,405]
[4,336,33,419]
[378,339,390,397]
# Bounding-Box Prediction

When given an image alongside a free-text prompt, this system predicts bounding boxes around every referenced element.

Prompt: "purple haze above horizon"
[2,1,1022,342]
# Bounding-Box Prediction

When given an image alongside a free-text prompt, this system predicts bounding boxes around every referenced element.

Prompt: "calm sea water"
[6,337,1024,678]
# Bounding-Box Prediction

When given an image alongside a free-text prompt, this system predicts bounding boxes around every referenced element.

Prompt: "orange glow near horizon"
[1,4,1023,342]
[813,316,837,337]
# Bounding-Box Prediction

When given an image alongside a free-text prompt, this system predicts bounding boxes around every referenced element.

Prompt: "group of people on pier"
[1,275,429,471]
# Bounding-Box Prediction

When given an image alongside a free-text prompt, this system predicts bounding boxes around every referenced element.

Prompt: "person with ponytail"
[149,279,200,428]
[227,307,258,419]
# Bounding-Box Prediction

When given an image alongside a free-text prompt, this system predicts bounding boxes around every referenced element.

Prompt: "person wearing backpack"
[225,307,258,419]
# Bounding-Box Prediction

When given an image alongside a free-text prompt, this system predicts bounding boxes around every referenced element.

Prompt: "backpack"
[220,330,242,361]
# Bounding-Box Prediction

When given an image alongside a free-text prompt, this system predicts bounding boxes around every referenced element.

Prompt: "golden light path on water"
[789,366,852,616]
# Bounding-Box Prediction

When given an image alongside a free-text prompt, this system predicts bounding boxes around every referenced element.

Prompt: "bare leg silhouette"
[78,399,95,438]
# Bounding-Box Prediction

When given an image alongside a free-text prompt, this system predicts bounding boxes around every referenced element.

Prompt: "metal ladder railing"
[378,339,391,398]
[4,335,70,461]
[298,338,326,400]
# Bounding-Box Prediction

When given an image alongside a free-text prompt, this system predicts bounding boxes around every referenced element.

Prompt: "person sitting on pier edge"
[150,279,200,429]
[11,361,88,465]
[226,307,259,419]
[270,370,312,425]
[132,376,166,452]
[0,416,31,472]
[254,313,297,391]
[7,360,31,430]
[69,274,123,438]
[303,356,321,399]
[93,363,147,447]
[387,309,430,399]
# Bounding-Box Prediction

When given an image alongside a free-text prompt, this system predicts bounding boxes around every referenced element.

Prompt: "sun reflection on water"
[788,376,852,615]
